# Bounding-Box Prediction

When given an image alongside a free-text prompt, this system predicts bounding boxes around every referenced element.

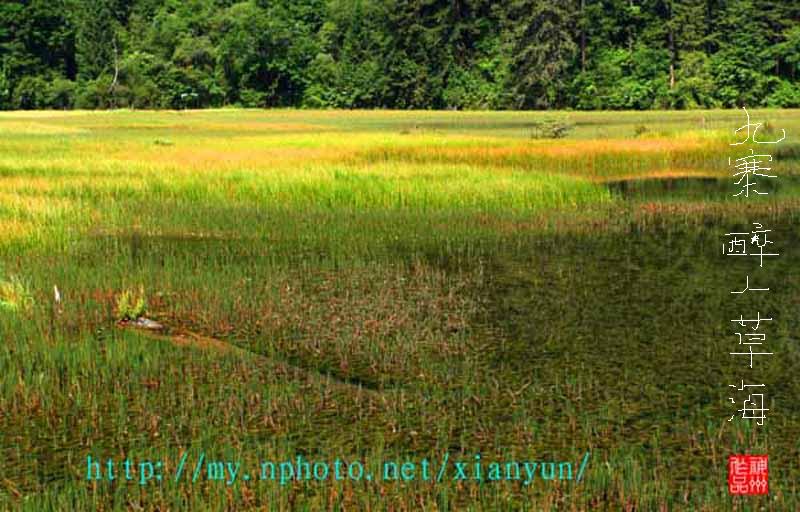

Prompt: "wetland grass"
[1,109,799,510]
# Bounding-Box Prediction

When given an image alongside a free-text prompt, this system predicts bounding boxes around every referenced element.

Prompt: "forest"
[0,0,798,110]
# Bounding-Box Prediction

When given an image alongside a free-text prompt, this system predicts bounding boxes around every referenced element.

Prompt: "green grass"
[0,109,799,510]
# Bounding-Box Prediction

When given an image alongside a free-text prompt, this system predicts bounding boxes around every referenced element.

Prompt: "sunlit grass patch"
[0,192,71,218]
[0,219,35,244]
[591,167,720,183]
[0,121,89,136]
[0,274,34,313]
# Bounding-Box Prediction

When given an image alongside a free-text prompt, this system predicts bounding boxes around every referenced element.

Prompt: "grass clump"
[0,274,35,313]
[115,286,147,322]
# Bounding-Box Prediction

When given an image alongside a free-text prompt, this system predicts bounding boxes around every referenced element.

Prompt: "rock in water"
[133,317,164,330]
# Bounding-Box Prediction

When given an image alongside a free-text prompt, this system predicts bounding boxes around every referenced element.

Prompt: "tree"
[75,0,118,81]
[506,0,577,109]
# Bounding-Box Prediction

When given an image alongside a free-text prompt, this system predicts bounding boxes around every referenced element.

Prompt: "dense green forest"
[1,0,798,110]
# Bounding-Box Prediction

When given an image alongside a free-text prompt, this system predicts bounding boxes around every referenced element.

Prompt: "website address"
[85,451,591,486]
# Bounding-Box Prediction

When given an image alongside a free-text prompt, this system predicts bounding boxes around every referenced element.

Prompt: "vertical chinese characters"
[726,107,785,427]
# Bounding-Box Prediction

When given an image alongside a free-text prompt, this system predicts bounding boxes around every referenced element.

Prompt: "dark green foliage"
[12,75,48,109]
[0,0,796,110]
[74,0,119,81]
[507,0,577,109]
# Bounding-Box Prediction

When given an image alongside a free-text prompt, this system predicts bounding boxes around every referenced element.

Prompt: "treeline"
[1,0,798,110]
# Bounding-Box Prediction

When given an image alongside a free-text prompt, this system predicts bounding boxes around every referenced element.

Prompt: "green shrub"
[766,80,800,108]
[47,78,77,109]
[75,75,116,109]
[13,76,49,109]
[529,118,574,139]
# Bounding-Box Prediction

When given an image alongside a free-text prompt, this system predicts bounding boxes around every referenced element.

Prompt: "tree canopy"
[0,0,797,110]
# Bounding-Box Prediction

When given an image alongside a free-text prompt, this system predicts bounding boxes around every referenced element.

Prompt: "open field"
[1,109,799,510]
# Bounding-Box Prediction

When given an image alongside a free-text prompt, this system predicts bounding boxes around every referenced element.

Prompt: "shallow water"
[606,176,799,201]
[3,210,799,505]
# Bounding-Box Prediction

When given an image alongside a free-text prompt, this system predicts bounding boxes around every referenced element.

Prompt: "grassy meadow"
[1,109,799,510]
